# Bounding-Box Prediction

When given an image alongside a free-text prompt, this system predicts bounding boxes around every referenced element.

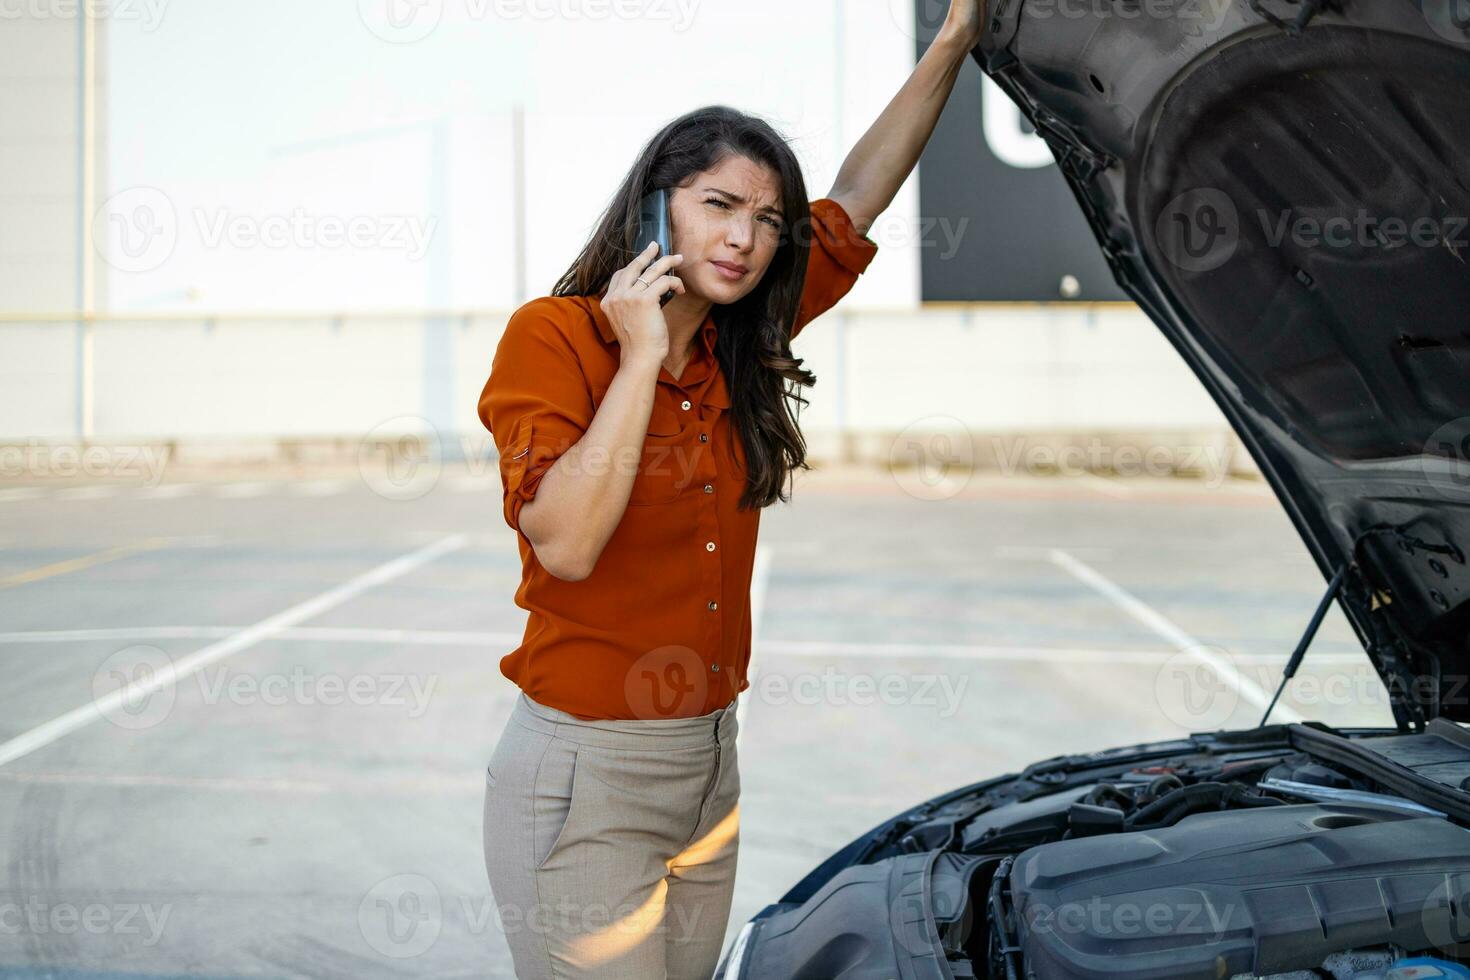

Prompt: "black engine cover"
[1010,804,1470,979]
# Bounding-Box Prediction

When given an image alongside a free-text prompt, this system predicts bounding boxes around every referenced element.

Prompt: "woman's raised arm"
[827,0,986,237]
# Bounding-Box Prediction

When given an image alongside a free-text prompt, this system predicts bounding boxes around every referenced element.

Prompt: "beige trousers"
[482,692,741,979]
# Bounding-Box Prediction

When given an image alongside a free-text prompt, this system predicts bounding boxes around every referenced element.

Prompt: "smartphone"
[634,188,677,307]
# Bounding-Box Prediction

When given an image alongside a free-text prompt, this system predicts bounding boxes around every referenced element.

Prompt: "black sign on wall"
[914,18,1127,302]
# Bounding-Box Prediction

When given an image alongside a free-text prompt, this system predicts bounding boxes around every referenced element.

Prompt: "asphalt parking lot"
[0,460,1391,978]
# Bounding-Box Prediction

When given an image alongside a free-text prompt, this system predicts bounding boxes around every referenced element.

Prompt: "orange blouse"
[478,197,879,720]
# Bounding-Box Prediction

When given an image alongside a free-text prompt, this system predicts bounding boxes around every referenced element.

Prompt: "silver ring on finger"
[635,277,652,289]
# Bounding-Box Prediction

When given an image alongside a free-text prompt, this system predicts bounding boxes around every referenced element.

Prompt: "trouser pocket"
[533,735,581,871]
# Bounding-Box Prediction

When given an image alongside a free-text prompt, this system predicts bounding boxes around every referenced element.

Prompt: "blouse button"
[681,400,692,411]
[711,664,720,672]
[703,484,714,494]
[705,541,716,552]
[708,600,718,611]
[699,433,709,443]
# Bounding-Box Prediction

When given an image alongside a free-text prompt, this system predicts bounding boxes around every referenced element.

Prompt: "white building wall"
[0,305,1232,457]
[0,2,1236,457]
[0,11,108,312]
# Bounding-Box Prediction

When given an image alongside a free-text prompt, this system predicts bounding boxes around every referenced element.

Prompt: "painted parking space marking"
[215,481,278,498]
[0,538,170,590]
[0,626,1363,667]
[737,545,774,744]
[0,534,468,768]
[1048,548,1302,722]
[134,484,201,498]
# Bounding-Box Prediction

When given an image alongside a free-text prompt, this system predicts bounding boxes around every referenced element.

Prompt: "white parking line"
[53,485,120,500]
[737,545,773,742]
[0,626,525,646]
[0,770,483,794]
[275,626,523,646]
[215,481,278,498]
[1075,472,1133,499]
[995,545,1115,561]
[0,627,240,643]
[288,479,352,497]
[445,475,495,493]
[1048,548,1301,722]
[759,640,1150,661]
[134,484,200,499]
[1,539,173,590]
[0,534,469,768]
[0,626,1366,666]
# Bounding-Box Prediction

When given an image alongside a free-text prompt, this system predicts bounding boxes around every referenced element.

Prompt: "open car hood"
[976,0,1470,726]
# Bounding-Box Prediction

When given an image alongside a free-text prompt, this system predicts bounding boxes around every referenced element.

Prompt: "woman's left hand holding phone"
[601,241,685,366]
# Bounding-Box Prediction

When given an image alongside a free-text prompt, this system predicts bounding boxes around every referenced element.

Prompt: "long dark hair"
[550,105,816,511]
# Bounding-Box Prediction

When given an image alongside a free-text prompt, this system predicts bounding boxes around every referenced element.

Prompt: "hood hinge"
[1375,642,1430,733]
[1033,108,1114,183]
[1248,0,1342,36]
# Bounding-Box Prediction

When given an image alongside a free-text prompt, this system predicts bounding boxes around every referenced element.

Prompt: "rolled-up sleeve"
[791,197,881,339]
[478,298,595,536]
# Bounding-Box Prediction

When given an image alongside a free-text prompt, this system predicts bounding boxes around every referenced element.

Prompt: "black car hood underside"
[977,0,1470,724]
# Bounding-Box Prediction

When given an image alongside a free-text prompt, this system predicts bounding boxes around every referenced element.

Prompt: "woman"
[478,4,985,976]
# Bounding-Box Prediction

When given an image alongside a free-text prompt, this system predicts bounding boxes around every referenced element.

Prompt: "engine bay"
[728,725,1470,980]
[996,804,1470,980]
